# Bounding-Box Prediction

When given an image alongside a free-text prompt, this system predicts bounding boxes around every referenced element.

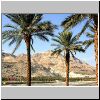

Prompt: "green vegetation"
[2,76,96,85]
[69,77,96,82]
[31,76,64,82]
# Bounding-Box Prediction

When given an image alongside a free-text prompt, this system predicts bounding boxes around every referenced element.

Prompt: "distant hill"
[2,51,96,78]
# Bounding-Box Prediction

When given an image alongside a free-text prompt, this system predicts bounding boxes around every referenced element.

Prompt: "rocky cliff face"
[2,51,96,78]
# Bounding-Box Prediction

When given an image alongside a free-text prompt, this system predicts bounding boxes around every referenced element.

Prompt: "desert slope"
[2,51,96,78]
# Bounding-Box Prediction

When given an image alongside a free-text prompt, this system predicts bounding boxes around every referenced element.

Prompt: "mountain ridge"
[2,51,96,79]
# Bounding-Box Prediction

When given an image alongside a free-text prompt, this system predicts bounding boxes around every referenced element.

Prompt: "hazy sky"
[2,14,96,66]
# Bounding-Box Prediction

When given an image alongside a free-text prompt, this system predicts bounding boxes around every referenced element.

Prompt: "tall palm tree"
[2,14,56,86]
[61,14,98,85]
[51,31,85,86]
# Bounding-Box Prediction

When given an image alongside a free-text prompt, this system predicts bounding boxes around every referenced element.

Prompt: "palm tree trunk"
[93,15,98,86]
[65,52,70,86]
[24,35,31,86]
[94,28,98,85]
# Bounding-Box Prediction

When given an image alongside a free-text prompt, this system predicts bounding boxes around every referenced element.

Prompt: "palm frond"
[61,14,87,30]
[73,45,85,52]
[88,24,95,32]
[12,39,22,54]
[30,14,43,27]
[34,33,49,41]
[52,38,62,45]
[51,49,62,56]
[2,37,12,44]
[77,19,92,38]
[83,39,94,50]
[31,38,34,45]
[86,33,94,38]
[4,14,42,29]
[4,14,22,26]
[35,21,57,33]
[2,27,23,54]
[2,30,18,38]
[30,44,35,52]
[2,29,22,39]
[3,24,18,30]
[9,38,16,46]
[70,51,76,59]
[73,41,83,45]
[70,34,80,44]
[2,30,17,44]
[51,44,61,47]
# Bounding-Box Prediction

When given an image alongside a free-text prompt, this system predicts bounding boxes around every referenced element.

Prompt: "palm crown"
[52,31,85,58]
[2,14,57,54]
[61,14,98,37]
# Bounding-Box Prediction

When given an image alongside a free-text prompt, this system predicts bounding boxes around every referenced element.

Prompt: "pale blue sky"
[2,14,96,66]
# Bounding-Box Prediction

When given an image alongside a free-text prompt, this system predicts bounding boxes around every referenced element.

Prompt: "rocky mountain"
[2,51,96,79]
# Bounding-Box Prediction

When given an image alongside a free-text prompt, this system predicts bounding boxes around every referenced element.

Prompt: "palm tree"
[2,14,56,86]
[51,31,85,86]
[61,14,98,85]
